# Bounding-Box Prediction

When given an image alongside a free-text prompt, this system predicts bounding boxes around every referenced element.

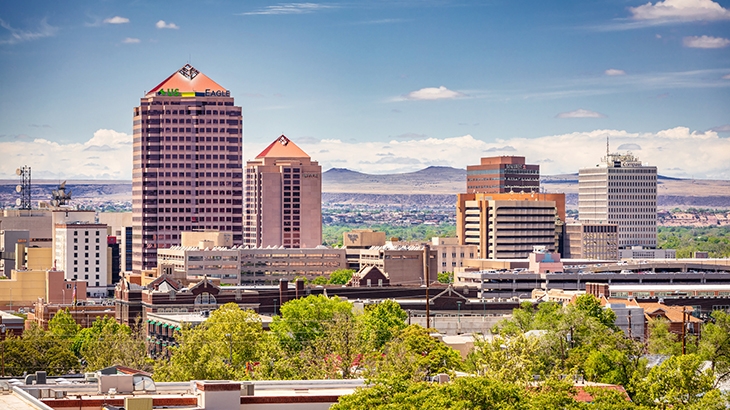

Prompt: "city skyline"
[1,0,729,180]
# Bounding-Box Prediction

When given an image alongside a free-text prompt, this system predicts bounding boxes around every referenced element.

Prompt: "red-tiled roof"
[255,135,310,159]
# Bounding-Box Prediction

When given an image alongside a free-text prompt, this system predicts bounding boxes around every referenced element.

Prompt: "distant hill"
[323,166,466,195]
[1,167,728,209]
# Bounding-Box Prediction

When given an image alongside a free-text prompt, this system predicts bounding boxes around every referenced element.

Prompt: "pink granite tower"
[132,65,243,272]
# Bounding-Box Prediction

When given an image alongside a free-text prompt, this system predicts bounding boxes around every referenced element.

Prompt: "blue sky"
[1,0,729,180]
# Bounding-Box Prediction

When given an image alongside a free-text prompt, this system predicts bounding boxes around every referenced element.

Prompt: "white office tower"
[579,153,657,249]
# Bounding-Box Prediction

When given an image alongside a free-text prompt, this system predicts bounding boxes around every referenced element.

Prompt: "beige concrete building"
[157,246,241,285]
[0,268,87,311]
[430,237,478,274]
[156,245,347,285]
[239,247,347,285]
[132,64,244,273]
[564,222,619,260]
[244,135,322,249]
[343,229,386,248]
[0,209,53,248]
[579,152,657,249]
[456,192,566,259]
[358,244,438,286]
[181,230,233,248]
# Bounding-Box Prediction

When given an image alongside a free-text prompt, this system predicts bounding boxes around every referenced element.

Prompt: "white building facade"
[579,153,657,249]
[54,223,109,297]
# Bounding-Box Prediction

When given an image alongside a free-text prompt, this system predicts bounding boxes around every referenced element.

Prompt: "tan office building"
[466,156,540,194]
[579,153,657,249]
[244,135,322,249]
[564,222,619,260]
[456,192,565,259]
[430,237,478,274]
[132,64,244,272]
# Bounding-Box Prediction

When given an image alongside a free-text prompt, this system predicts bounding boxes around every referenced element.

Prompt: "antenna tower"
[15,166,31,210]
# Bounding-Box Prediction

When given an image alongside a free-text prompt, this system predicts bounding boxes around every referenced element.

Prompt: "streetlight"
[457,301,462,332]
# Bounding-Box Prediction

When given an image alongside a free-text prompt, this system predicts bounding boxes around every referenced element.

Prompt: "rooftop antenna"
[606,135,610,158]
[15,166,31,210]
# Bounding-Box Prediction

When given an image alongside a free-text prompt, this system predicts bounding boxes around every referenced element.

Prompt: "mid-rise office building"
[430,237,478,274]
[579,153,657,249]
[456,192,566,259]
[244,135,322,249]
[466,156,540,194]
[132,64,244,272]
[54,222,108,296]
[564,222,619,260]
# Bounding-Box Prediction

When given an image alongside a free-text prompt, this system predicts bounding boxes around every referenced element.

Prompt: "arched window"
[195,292,216,305]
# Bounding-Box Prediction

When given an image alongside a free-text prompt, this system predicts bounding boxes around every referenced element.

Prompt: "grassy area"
[658,226,730,258]
[323,224,456,246]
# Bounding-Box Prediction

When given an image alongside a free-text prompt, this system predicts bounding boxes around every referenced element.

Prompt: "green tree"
[634,354,715,407]
[154,303,263,381]
[360,300,408,350]
[328,269,355,285]
[80,318,150,372]
[646,318,681,356]
[311,276,328,285]
[698,310,730,386]
[574,294,616,330]
[466,333,545,384]
[270,294,354,351]
[2,323,79,376]
[48,308,81,340]
[437,271,453,284]
[364,325,462,383]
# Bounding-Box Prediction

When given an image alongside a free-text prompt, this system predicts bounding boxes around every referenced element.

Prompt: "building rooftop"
[146,64,227,97]
[255,135,310,159]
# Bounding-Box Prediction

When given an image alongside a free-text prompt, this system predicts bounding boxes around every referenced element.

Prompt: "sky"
[0,0,728,180]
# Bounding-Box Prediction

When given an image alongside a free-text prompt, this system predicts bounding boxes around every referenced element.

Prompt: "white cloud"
[555,109,606,118]
[122,38,140,44]
[605,69,626,76]
[241,3,336,15]
[683,35,730,48]
[156,20,179,29]
[244,127,730,179]
[0,129,132,179]
[723,74,730,79]
[399,86,465,101]
[104,16,130,24]
[629,0,730,21]
[0,18,57,45]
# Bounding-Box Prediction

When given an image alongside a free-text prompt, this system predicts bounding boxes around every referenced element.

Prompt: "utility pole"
[681,307,687,355]
[424,244,431,329]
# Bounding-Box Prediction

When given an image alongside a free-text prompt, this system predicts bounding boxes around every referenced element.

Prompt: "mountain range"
[1,166,729,209]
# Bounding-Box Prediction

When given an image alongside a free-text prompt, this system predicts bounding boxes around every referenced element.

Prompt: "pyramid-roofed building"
[256,135,310,159]
[244,135,322,250]
[146,64,228,97]
[132,64,243,273]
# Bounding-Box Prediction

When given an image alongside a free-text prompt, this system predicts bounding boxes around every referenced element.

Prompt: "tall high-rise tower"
[244,135,322,249]
[132,65,243,272]
[466,156,540,193]
[578,153,657,249]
